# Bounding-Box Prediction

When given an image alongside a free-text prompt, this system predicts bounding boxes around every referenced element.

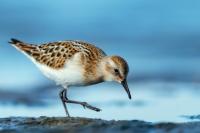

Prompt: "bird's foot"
[81,102,101,112]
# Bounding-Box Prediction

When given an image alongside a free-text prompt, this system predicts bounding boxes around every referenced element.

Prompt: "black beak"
[121,79,132,99]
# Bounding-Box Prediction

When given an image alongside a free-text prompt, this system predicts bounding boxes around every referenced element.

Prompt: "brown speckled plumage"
[9,38,106,83]
[9,38,131,116]
[9,39,105,68]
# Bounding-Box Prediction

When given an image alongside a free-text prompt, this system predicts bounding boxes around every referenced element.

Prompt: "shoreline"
[0,117,200,133]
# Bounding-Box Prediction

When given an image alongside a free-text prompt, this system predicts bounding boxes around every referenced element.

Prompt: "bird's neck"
[98,56,112,82]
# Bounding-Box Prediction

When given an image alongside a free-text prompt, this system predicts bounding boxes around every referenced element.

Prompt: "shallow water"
[1,81,200,123]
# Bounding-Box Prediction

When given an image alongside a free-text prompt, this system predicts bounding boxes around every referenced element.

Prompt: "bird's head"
[101,56,131,99]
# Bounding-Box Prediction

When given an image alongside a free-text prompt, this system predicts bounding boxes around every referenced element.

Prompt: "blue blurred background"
[1,0,200,122]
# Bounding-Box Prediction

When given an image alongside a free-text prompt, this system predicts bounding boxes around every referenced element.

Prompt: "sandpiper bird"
[9,38,131,117]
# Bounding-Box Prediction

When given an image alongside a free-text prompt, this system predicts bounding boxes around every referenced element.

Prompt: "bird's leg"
[60,88,101,116]
[61,88,101,112]
[59,88,70,117]
[64,99,101,112]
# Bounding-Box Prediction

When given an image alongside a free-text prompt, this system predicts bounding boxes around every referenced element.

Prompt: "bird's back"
[9,39,106,87]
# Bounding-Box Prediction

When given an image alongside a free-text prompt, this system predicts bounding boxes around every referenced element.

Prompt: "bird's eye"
[114,69,119,74]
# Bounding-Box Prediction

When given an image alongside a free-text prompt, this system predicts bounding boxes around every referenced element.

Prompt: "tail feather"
[8,38,23,44]
[9,38,39,57]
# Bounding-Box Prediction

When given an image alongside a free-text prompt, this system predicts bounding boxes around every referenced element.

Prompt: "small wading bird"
[9,38,131,117]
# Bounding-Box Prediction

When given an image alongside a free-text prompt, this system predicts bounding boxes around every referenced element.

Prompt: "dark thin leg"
[59,89,70,117]
[60,88,101,116]
[64,99,101,112]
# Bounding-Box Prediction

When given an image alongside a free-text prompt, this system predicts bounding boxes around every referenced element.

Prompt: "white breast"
[32,53,84,88]
[12,44,84,88]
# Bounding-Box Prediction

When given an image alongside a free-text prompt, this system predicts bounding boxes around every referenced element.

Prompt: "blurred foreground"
[1,116,200,133]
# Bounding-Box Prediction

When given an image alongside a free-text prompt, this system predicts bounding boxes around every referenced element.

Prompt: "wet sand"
[0,117,200,133]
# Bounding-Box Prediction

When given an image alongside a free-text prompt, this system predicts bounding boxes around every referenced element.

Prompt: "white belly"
[32,53,84,88]
[13,45,84,88]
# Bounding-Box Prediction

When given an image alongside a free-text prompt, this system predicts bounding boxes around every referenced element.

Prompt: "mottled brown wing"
[73,41,106,58]
[9,38,41,58]
[35,41,81,69]
[9,39,80,69]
